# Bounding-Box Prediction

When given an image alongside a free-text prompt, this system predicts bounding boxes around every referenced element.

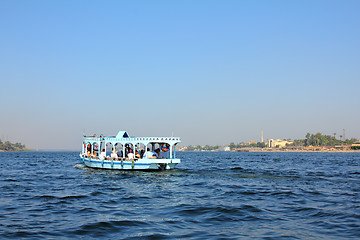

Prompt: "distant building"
[177,146,187,152]
[268,139,293,148]
[351,140,360,150]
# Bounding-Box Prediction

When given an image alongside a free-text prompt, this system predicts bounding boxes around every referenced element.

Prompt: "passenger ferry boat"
[80,131,181,170]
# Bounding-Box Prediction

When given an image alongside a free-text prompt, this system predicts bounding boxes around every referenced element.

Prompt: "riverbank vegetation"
[182,132,359,151]
[304,133,357,146]
[186,145,221,151]
[0,139,29,151]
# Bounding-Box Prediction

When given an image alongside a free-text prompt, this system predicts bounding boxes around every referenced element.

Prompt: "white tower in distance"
[261,130,264,143]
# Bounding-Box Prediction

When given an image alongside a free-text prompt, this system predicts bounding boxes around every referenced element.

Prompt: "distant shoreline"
[180,149,360,153]
[240,149,360,153]
[0,149,32,152]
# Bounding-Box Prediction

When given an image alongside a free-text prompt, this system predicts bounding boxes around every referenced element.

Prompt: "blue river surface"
[0,151,359,239]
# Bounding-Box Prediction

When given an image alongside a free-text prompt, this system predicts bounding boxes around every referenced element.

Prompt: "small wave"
[74,164,87,169]
[242,215,263,221]
[37,194,57,199]
[36,194,87,200]
[76,207,96,214]
[71,220,149,235]
[270,190,296,197]
[59,195,87,200]
[231,167,244,171]
[293,207,317,212]
[311,210,342,218]
[4,178,17,182]
[179,206,216,215]
[1,231,38,239]
[121,195,151,201]
[239,190,258,195]
[178,205,258,216]
[241,204,262,213]
[90,191,103,196]
[303,190,323,196]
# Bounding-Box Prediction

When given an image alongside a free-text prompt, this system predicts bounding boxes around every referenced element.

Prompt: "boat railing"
[82,155,161,162]
[81,154,175,161]
[83,136,181,142]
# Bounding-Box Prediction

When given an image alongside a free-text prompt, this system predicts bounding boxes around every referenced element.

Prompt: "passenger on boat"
[128,149,134,160]
[161,144,170,152]
[111,150,118,160]
[87,144,91,155]
[99,149,106,160]
[125,144,130,157]
[155,148,161,159]
[135,150,141,159]
[143,148,157,159]
[92,150,97,158]
[140,149,145,158]
[117,150,123,158]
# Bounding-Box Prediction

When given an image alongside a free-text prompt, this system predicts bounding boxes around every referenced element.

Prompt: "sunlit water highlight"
[1,151,359,239]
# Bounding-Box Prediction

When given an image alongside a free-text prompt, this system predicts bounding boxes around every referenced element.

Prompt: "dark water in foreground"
[0,151,359,239]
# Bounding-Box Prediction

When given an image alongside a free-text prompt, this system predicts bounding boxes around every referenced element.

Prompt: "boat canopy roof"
[83,130,181,146]
[116,131,130,138]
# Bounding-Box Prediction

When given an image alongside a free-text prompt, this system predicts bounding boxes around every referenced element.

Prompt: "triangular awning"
[116,131,130,138]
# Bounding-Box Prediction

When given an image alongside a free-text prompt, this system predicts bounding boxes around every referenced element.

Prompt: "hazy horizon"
[1,1,359,151]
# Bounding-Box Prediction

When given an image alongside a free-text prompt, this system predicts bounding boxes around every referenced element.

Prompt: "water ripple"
[0,151,359,239]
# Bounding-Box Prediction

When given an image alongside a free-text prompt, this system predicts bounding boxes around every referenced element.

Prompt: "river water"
[0,151,359,239]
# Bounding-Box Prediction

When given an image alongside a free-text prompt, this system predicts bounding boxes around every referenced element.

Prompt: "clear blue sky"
[1,0,359,150]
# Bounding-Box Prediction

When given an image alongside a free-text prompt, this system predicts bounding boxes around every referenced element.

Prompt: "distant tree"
[180,135,359,152]
[229,142,236,150]
[305,133,311,146]
[304,133,345,146]
[186,145,195,151]
[0,139,28,151]
[3,141,14,151]
[345,138,358,145]
[292,139,305,146]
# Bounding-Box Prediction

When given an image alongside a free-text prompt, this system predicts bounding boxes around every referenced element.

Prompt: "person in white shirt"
[99,149,106,160]
[128,149,134,159]
[143,148,157,159]
[111,150,118,160]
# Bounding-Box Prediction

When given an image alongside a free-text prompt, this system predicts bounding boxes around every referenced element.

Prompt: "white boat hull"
[80,156,180,170]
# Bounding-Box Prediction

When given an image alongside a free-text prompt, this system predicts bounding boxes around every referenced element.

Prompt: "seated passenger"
[143,148,157,159]
[87,150,91,158]
[128,149,134,160]
[140,149,145,158]
[161,144,169,152]
[99,149,106,160]
[117,150,123,159]
[155,148,161,158]
[111,150,118,160]
[135,150,141,159]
